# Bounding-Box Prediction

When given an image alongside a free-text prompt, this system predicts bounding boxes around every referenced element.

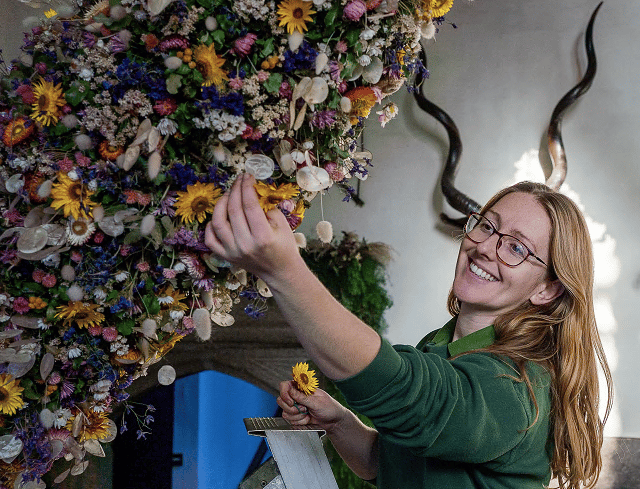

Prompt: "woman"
[205,176,612,489]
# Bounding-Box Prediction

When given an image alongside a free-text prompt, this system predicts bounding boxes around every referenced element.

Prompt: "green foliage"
[302,233,393,489]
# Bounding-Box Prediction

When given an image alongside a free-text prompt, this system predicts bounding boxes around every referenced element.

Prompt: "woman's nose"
[474,233,500,260]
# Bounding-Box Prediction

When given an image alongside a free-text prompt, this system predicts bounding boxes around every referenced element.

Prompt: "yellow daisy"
[423,0,454,18]
[254,182,300,212]
[50,173,97,220]
[277,0,315,34]
[30,78,66,126]
[174,181,222,224]
[291,362,318,396]
[344,87,379,125]
[55,301,105,329]
[0,374,25,416]
[193,44,229,87]
[66,409,110,442]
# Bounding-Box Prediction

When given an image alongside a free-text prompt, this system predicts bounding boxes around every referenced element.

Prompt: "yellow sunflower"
[344,87,379,125]
[193,44,229,87]
[30,78,66,126]
[174,181,222,224]
[277,0,315,34]
[55,301,105,329]
[2,117,35,146]
[0,374,25,416]
[50,173,98,220]
[422,0,453,18]
[66,410,110,442]
[291,362,318,396]
[254,182,300,212]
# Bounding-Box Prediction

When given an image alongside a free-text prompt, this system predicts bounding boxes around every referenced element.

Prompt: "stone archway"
[55,304,307,489]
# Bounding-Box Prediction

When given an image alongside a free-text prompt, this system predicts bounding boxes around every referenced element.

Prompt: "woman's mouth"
[469,261,498,282]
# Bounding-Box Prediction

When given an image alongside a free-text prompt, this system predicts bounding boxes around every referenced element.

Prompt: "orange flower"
[344,87,378,125]
[2,117,35,146]
[98,140,124,161]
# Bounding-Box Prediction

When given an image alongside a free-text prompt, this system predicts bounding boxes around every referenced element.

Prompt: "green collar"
[430,317,496,357]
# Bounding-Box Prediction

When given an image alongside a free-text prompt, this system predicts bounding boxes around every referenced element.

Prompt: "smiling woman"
[206,175,613,489]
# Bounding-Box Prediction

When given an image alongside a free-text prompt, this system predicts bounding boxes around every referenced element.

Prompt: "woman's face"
[452,192,553,319]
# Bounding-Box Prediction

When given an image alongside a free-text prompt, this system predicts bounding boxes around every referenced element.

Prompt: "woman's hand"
[278,380,380,480]
[204,173,302,283]
[277,381,347,434]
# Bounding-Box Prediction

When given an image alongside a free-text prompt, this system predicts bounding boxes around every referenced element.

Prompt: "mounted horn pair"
[414,2,603,225]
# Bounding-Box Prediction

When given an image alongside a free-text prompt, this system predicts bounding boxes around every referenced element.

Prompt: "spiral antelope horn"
[414,50,481,226]
[546,1,603,190]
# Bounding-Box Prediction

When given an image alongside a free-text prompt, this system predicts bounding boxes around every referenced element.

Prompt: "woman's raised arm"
[204,173,381,380]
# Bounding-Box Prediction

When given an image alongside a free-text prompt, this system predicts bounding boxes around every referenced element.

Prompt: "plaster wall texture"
[1,0,638,438]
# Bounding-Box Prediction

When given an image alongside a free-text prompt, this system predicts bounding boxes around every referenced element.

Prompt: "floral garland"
[0,0,456,484]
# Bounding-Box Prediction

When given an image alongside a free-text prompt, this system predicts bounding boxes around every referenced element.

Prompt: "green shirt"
[335,318,552,489]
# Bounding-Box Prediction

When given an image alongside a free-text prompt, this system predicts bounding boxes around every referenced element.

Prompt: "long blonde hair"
[447,181,613,489]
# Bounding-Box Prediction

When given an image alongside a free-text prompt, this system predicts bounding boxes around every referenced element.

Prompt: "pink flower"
[229,77,243,90]
[32,269,46,283]
[256,70,270,82]
[3,209,23,226]
[58,157,74,173]
[334,40,348,53]
[74,152,91,167]
[47,371,62,385]
[102,327,118,342]
[153,98,178,116]
[343,0,366,21]
[136,261,150,272]
[71,251,83,262]
[93,232,104,244]
[231,33,257,57]
[35,62,47,75]
[13,297,30,314]
[42,274,57,288]
[16,85,35,104]
[279,80,293,100]
[120,245,132,257]
[163,268,177,279]
[88,325,103,336]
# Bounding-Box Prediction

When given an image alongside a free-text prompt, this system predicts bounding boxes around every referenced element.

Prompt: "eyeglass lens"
[465,214,530,266]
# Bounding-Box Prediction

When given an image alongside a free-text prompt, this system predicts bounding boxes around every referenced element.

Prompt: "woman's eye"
[509,241,527,258]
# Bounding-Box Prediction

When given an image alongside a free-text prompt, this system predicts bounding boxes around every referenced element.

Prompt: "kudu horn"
[546,1,602,190]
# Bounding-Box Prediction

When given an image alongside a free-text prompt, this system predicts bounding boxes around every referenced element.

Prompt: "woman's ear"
[530,279,565,306]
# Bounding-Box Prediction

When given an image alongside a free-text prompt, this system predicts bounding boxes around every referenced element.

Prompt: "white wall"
[1,0,638,438]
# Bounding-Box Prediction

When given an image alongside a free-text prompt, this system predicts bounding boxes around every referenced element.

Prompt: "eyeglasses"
[464,213,548,268]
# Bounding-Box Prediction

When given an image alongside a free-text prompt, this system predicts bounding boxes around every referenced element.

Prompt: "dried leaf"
[53,468,71,484]
[40,352,54,381]
[83,439,105,457]
[70,460,89,476]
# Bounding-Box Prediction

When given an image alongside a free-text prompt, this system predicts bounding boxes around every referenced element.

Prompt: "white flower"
[115,271,129,282]
[173,263,186,273]
[53,408,72,428]
[358,54,372,66]
[41,253,60,267]
[37,319,50,330]
[360,28,375,40]
[169,310,184,320]
[66,218,96,246]
[157,117,178,136]
[0,294,9,306]
[302,141,314,150]
[158,296,174,304]
[88,179,98,191]
[67,170,79,181]
[93,288,107,301]
[67,347,82,359]
[79,67,94,81]
[0,314,10,323]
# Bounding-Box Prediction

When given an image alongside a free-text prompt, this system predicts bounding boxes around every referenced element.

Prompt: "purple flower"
[311,110,337,130]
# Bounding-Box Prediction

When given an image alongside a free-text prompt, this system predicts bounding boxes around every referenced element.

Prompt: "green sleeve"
[335,338,549,464]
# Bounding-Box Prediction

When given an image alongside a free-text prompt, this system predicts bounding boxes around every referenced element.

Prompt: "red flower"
[153,98,178,116]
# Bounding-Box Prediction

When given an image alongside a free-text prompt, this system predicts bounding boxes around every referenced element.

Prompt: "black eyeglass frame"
[464,213,548,268]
